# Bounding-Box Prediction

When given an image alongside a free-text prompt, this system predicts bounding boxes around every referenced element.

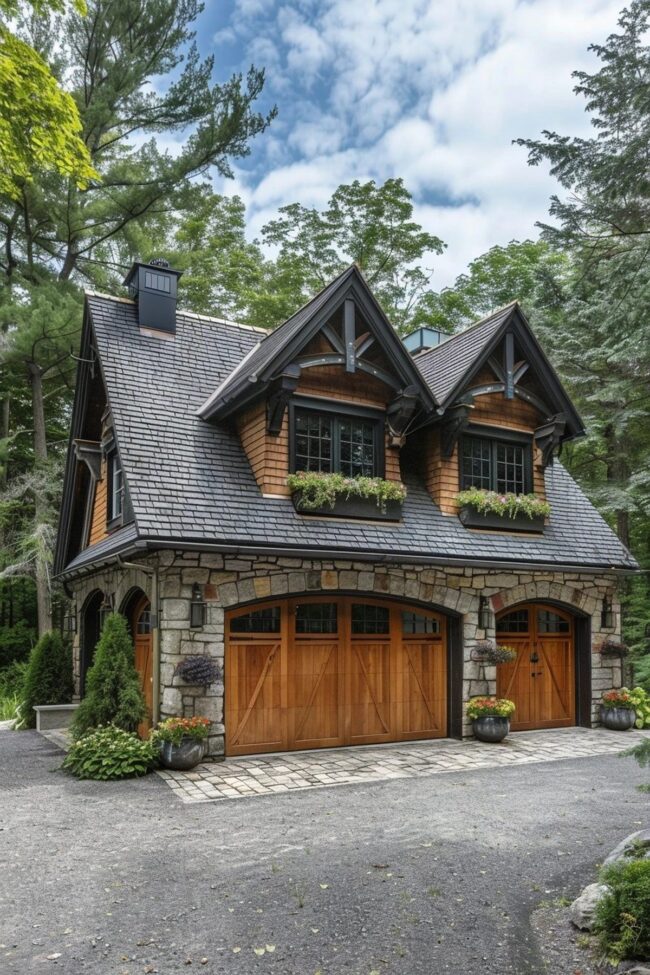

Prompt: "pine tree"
[71,614,145,737]
[19,630,73,728]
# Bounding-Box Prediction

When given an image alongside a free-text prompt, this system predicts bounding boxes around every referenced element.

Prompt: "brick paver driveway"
[159,727,650,802]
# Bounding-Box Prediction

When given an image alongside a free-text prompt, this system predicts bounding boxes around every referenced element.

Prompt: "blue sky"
[190,0,623,288]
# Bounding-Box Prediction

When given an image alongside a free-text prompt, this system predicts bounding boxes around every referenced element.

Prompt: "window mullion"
[333,417,341,474]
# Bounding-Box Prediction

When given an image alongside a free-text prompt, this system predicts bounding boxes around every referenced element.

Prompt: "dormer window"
[290,400,384,478]
[460,429,532,495]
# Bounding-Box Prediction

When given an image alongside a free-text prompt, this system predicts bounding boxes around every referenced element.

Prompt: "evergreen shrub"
[71,614,145,738]
[595,860,650,962]
[19,631,73,728]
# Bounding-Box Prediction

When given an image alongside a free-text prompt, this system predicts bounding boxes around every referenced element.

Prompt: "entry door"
[131,594,153,737]
[225,597,447,756]
[496,604,575,731]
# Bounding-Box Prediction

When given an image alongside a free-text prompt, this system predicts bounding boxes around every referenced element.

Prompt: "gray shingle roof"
[70,292,637,574]
[414,303,517,404]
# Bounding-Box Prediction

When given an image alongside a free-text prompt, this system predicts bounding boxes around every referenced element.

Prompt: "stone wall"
[70,551,622,756]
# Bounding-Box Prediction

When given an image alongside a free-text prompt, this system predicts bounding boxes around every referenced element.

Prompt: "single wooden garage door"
[496,603,575,731]
[225,597,447,756]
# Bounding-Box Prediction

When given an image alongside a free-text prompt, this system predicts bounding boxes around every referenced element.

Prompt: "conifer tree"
[19,630,73,728]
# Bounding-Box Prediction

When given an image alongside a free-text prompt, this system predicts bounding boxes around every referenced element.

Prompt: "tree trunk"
[28,362,52,635]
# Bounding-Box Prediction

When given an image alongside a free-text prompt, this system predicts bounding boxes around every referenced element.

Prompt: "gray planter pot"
[600,706,636,731]
[459,505,545,533]
[472,716,510,743]
[159,737,207,770]
[292,491,402,522]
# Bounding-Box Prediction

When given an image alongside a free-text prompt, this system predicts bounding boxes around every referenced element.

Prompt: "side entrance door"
[496,603,575,731]
[225,597,447,756]
[130,594,153,737]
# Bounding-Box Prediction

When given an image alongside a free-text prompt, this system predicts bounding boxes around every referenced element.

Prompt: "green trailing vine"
[287,472,407,512]
[455,488,551,520]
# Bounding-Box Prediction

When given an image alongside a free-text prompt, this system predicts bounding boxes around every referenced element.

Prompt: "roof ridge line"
[255,263,357,346]
[414,300,519,361]
[86,290,268,334]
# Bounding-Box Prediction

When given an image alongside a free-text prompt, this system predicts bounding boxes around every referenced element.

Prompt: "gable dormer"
[414,303,584,517]
[198,265,438,498]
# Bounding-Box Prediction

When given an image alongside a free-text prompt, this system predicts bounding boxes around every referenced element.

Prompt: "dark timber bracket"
[534,413,566,467]
[267,363,301,435]
[73,439,102,479]
[386,385,420,445]
[344,298,356,373]
[440,394,474,458]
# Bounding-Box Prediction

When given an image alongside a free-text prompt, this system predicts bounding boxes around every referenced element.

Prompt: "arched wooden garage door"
[225,596,447,756]
[496,603,575,731]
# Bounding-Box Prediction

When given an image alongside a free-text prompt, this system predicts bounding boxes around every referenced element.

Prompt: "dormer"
[413,303,584,527]
[198,265,438,504]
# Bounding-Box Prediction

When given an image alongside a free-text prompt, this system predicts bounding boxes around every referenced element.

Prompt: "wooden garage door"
[496,603,575,731]
[225,597,447,756]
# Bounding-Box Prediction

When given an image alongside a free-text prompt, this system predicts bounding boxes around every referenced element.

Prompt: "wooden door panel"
[401,640,446,737]
[537,639,575,727]
[226,640,284,755]
[290,640,343,748]
[348,641,392,743]
[497,641,535,730]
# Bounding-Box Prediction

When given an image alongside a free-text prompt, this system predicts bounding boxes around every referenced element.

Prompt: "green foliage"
[628,686,650,728]
[633,655,650,693]
[62,725,157,780]
[153,716,211,745]
[455,488,551,520]
[259,178,445,331]
[287,472,407,512]
[0,620,36,667]
[595,860,650,962]
[71,614,145,737]
[18,630,73,728]
[466,697,516,719]
[0,660,27,720]
[624,736,650,792]
[0,18,96,201]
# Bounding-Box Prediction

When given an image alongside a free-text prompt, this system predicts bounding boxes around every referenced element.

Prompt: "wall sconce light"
[63,607,77,634]
[190,583,207,628]
[601,595,614,629]
[99,593,115,628]
[478,595,492,630]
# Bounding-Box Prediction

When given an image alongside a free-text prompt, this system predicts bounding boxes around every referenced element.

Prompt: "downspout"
[116,556,160,725]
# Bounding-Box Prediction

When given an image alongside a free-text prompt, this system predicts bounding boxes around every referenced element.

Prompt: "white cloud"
[219,0,624,287]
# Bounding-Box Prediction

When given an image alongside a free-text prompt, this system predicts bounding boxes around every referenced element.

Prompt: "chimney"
[402,326,447,356]
[123,258,182,334]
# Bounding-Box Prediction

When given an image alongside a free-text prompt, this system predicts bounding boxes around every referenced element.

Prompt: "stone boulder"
[570,882,610,930]
[603,830,650,866]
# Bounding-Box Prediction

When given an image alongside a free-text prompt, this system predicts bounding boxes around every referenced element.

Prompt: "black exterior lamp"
[190,583,207,629]
[99,593,115,629]
[63,607,77,634]
[478,595,492,631]
[601,595,614,629]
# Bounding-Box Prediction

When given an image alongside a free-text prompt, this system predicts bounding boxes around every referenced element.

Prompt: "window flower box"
[456,489,550,534]
[288,472,405,522]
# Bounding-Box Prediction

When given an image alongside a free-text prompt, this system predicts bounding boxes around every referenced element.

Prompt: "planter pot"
[472,716,510,743]
[459,505,545,533]
[291,491,402,522]
[159,737,207,770]
[600,706,636,731]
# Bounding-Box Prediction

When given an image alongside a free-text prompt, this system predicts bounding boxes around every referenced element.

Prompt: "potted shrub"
[154,716,211,770]
[600,688,637,731]
[467,697,516,742]
[287,471,406,521]
[455,488,550,532]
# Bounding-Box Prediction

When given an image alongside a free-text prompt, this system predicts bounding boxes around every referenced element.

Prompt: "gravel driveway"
[1,729,647,975]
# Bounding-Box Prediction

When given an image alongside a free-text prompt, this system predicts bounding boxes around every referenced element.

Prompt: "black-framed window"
[295,603,338,634]
[461,433,531,494]
[108,450,123,521]
[351,603,390,635]
[230,607,281,634]
[291,402,384,478]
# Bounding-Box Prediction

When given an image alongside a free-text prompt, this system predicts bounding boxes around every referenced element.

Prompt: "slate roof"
[60,292,637,576]
[414,303,517,403]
